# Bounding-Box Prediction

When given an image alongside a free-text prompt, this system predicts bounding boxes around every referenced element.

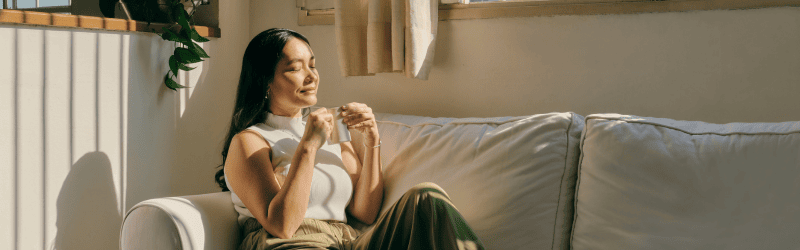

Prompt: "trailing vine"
[157,0,210,90]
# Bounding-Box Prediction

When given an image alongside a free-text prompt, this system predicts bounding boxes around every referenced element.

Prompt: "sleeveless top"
[225,112,353,226]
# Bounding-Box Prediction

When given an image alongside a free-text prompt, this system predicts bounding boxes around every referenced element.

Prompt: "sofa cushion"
[121,192,240,250]
[366,112,584,250]
[571,114,800,249]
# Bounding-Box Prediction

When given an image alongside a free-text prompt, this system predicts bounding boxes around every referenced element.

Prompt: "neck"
[270,106,304,118]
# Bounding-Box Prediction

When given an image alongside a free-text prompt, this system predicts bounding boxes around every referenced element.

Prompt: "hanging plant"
[106,0,211,90]
[158,0,210,90]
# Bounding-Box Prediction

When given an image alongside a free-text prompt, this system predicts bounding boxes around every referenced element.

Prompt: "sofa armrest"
[120,192,240,250]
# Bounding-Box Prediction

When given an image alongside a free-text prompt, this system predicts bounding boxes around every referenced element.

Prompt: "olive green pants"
[239,182,484,250]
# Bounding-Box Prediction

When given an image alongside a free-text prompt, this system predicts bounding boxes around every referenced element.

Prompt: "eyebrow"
[286,56,315,65]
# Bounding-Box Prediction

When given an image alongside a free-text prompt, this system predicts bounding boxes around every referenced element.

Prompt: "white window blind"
[4,0,71,13]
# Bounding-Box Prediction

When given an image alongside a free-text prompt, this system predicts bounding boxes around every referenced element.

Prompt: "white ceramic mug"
[327,107,351,145]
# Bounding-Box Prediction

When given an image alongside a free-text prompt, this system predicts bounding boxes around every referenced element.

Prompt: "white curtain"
[334,0,438,80]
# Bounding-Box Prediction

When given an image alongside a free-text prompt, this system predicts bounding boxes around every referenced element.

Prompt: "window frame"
[297,0,800,26]
[3,0,72,13]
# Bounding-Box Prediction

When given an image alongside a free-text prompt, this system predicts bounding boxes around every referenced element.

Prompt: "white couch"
[120,112,800,250]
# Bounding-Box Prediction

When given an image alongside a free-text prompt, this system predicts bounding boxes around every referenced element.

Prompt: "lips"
[300,89,316,94]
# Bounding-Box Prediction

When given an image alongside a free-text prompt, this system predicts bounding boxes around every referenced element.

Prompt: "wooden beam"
[0,9,221,38]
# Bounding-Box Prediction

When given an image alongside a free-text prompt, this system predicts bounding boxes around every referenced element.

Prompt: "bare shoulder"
[235,129,271,148]
[234,129,269,147]
[226,129,272,171]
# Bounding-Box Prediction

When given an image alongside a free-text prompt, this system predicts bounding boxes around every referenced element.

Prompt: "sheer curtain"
[334,0,438,80]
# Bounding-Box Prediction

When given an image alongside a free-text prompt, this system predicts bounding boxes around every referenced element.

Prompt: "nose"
[305,67,318,83]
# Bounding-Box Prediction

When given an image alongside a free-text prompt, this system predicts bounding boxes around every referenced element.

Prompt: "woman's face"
[268,37,319,117]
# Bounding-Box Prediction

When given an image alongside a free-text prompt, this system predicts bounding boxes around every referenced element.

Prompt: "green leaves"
[160,27,183,43]
[176,8,193,36]
[165,74,187,90]
[191,29,210,42]
[169,55,179,75]
[175,47,202,64]
[188,42,209,58]
[169,55,195,76]
[160,0,210,91]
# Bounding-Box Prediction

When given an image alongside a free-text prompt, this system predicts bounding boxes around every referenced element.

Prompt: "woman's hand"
[340,103,380,146]
[338,103,384,224]
[301,108,334,149]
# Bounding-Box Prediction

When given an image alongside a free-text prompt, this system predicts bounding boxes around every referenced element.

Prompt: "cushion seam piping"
[568,116,591,249]
[376,117,528,128]
[550,112,574,250]
[586,117,800,136]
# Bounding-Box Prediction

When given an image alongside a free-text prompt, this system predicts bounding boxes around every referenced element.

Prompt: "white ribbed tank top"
[225,112,353,225]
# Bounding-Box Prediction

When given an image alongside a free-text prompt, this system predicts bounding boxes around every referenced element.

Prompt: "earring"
[266,88,271,99]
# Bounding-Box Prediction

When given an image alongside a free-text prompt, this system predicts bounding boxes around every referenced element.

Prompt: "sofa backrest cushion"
[367,112,584,250]
[571,114,800,249]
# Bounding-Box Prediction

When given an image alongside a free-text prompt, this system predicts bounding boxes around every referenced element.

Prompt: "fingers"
[312,107,332,117]
[301,110,332,148]
[340,104,374,125]
[340,103,358,111]
[311,107,334,123]
[340,103,371,115]
[306,108,334,139]
[348,120,376,130]
[342,112,374,126]
[339,103,380,137]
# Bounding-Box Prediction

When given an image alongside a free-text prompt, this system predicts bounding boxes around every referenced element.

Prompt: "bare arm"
[225,109,333,239]
[339,103,384,224]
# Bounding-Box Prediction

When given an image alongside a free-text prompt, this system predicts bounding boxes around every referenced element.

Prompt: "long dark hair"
[215,28,310,191]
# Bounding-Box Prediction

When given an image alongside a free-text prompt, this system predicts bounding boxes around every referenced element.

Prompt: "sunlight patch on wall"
[17,27,46,250]
[97,32,126,215]
[43,29,72,250]
[178,43,204,118]
[0,26,17,250]
[72,31,98,159]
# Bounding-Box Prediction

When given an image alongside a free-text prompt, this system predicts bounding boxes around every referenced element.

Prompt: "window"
[3,0,72,14]
[298,0,800,26]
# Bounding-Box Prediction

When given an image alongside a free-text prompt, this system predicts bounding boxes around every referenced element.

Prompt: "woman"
[215,28,484,250]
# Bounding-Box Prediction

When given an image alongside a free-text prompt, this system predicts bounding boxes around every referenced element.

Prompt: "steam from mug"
[328,107,351,145]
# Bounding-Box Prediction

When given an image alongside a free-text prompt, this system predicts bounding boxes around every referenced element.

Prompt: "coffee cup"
[327,107,351,145]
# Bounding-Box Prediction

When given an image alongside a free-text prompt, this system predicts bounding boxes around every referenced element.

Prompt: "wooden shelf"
[0,9,220,38]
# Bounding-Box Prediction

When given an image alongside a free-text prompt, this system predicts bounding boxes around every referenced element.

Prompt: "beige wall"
[0,0,248,248]
[2,1,798,249]
[251,1,800,123]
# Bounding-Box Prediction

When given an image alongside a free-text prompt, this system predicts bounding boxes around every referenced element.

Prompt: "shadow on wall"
[53,152,120,250]
[70,0,105,17]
